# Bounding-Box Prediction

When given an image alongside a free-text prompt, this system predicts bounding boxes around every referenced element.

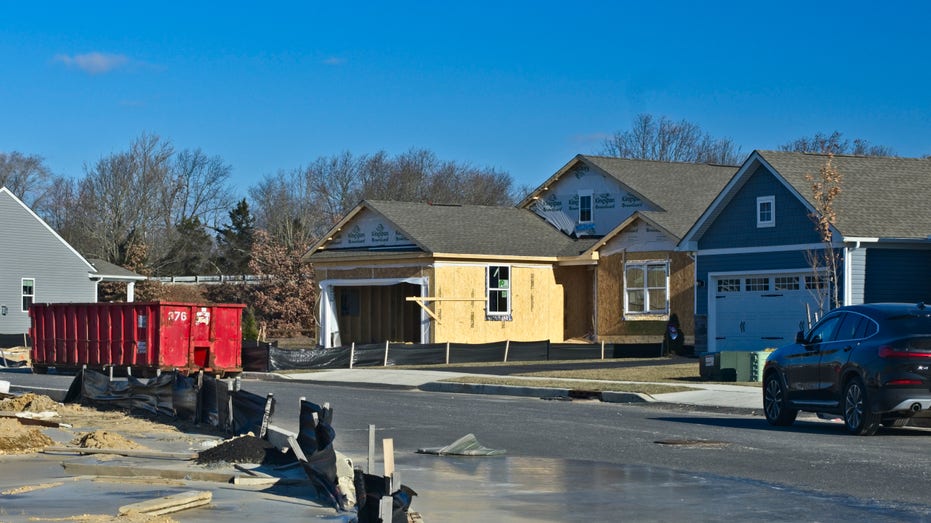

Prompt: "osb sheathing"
[596,251,695,343]
[431,264,563,343]
[554,266,594,340]
[315,265,427,281]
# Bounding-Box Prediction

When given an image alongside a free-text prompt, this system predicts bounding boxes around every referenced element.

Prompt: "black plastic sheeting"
[244,340,667,371]
[73,369,193,418]
[296,399,342,510]
[69,369,261,433]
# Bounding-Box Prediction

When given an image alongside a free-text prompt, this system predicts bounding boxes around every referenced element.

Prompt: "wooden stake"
[504,340,510,362]
[445,342,450,364]
[368,424,375,473]
[601,340,605,359]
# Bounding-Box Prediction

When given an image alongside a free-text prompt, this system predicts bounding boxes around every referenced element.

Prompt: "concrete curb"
[419,381,571,398]
[600,391,653,403]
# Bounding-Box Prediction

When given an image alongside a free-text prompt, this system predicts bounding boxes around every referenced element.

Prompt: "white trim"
[434,261,552,270]
[756,195,775,228]
[706,268,826,353]
[622,259,670,317]
[21,277,35,313]
[486,265,512,318]
[317,277,430,348]
[696,242,835,256]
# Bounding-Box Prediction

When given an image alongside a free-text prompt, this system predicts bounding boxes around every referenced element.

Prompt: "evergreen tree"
[215,199,255,275]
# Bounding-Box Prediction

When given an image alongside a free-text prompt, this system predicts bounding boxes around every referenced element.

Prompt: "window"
[578,192,593,223]
[757,196,775,228]
[807,314,842,344]
[774,276,799,290]
[487,266,511,319]
[745,277,770,292]
[22,278,35,312]
[625,262,669,314]
[717,278,740,293]
[806,275,829,290]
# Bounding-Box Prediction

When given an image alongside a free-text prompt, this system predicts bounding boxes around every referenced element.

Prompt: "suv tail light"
[878,345,931,358]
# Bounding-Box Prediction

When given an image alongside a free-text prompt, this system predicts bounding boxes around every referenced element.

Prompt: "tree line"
[0,117,900,339]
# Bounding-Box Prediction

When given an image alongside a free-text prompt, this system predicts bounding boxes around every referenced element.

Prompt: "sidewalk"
[254,368,764,412]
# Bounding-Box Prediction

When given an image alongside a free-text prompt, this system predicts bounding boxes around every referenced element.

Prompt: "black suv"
[763,302,931,435]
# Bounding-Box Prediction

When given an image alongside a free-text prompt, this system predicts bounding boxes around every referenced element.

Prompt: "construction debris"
[416,433,505,456]
[118,490,213,517]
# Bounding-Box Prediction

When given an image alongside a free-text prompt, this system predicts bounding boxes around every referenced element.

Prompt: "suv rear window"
[887,314,931,335]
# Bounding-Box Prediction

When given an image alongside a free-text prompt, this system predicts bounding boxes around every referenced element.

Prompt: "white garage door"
[711,273,826,352]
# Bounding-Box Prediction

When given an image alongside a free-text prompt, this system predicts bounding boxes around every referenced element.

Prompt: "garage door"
[712,273,826,352]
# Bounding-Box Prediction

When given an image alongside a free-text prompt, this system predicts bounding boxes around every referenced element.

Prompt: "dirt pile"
[0,392,62,413]
[0,417,55,454]
[72,429,146,450]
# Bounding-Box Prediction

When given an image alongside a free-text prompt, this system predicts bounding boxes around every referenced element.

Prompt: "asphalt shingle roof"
[313,200,597,259]
[758,151,931,239]
[580,156,738,238]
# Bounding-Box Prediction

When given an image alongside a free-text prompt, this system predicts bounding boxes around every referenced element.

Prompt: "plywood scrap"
[118,490,212,516]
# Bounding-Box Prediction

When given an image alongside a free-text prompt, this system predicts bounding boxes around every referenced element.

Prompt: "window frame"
[624,260,670,316]
[757,195,775,228]
[486,265,512,320]
[22,278,35,312]
[578,191,593,224]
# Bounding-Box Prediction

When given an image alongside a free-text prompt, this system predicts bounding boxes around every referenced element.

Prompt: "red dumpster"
[29,302,246,376]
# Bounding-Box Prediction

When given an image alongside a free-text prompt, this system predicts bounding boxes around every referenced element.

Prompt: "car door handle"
[843,346,853,352]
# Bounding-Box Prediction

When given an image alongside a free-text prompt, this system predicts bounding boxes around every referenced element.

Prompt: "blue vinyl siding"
[699,166,821,250]
[695,250,840,315]
[864,248,931,303]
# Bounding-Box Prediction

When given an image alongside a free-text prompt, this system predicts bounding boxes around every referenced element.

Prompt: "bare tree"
[805,154,843,318]
[249,148,517,248]
[74,135,172,266]
[0,151,59,212]
[780,131,893,156]
[600,114,743,165]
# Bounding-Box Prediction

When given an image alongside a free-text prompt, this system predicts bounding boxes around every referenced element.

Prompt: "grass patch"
[517,363,699,382]
[440,375,695,395]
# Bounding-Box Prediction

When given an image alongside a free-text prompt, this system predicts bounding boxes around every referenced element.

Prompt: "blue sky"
[2,2,930,196]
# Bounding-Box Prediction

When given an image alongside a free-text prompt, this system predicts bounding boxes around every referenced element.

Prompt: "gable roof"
[580,155,739,239]
[683,151,931,245]
[758,151,931,239]
[87,258,147,282]
[0,186,96,272]
[307,200,598,261]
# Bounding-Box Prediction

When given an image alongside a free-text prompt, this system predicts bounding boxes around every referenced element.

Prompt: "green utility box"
[699,350,773,382]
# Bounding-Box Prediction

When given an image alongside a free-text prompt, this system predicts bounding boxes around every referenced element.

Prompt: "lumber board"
[44,446,198,460]
[61,462,237,483]
[118,490,212,516]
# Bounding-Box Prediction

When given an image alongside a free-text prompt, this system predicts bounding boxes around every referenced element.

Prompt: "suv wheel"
[764,372,798,426]
[843,376,880,436]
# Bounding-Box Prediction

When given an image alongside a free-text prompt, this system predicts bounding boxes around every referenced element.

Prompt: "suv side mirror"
[795,331,805,344]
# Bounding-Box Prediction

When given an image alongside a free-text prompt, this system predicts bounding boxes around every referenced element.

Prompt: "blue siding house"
[680,151,931,353]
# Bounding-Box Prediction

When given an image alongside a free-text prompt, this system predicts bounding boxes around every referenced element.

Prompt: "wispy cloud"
[322,56,346,66]
[54,52,130,74]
